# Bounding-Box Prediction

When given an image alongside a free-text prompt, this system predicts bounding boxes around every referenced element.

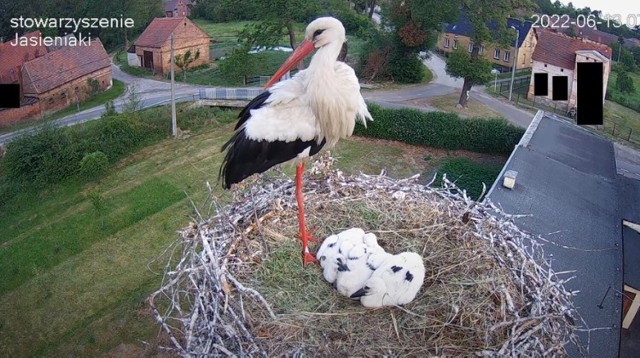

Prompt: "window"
[494,48,500,59]
[480,45,485,55]
[504,51,510,62]
[453,39,458,49]
[522,54,526,65]
[468,43,473,52]
[444,38,450,48]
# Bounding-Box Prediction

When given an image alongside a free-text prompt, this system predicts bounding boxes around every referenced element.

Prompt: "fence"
[493,76,530,96]
[243,69,299,87]
[491,76,640,147]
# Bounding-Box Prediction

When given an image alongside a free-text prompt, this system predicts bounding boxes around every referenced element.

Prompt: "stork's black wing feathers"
[219,91,325,189]
[234,90,271,130]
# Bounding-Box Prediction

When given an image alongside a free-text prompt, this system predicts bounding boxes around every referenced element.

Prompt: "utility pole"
[170,33,177,138]
[509,26,520,102]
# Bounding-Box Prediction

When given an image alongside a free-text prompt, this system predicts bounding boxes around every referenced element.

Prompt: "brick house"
[0,31,47,88]
[20,38,112,116]
[133,17,209,76]
[527,29,612,112]
[164,0,193,17]
[0,32,48,125]
[438,16,537,72]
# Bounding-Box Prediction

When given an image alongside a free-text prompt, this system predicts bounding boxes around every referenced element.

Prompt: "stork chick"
[335,243,373,297]
[350,252,426,308]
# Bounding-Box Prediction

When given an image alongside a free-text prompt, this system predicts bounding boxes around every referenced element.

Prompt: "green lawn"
[602,100,640,145]
[608,67,640,111]
[0,80,126,135]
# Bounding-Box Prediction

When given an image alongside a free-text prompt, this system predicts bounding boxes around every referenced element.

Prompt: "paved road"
[1,51,536,146]
[0,64,201,145]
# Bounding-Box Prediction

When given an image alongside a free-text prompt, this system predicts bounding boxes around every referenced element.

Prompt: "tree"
[219,45,256,82]
[445,48,493,106]
[617,69,636,94]
[373,0,458,83]
[175,49,201,81]
[122,84,141,113]
[445,0,535,107]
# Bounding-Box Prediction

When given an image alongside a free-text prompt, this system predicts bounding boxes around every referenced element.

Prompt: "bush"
[354,104,524,154]
[2,114,162,186]
[3,126,82,183]
[388,53,425,83]
[616,70,636,94]
[79,151,109,180]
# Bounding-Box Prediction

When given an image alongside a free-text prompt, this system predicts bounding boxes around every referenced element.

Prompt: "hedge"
[2,112,166,185]
[355,104,524,154]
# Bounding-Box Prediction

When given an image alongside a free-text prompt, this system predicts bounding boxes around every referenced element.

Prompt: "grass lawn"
[602,100,640,145]
[0,103,507,356]
[427,93,505,118]
[403,92,506,118]
[0,80,126,135]
[608,67,640,108]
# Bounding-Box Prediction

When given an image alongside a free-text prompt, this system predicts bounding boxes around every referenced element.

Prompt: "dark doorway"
[143,51,154,70]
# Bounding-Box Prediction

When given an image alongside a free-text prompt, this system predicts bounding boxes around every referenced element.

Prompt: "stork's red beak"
[264,40,315,88]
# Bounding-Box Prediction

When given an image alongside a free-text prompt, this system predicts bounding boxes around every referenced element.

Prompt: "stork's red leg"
[295,162,319,266]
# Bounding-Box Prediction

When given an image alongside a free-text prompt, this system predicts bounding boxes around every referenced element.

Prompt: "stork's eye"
[313,29,325,38]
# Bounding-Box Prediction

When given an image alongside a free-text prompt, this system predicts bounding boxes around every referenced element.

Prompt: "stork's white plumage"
[351,252,426,308]
[219,17,372,266]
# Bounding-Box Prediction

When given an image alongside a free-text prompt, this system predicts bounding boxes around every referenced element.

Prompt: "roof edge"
[484,110,544,200]
[576,50,610,62]
[519,109,545,147]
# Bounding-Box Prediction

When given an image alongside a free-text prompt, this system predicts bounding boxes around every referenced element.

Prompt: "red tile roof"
[21,38,111,94]
[564,25,618,46]
[135,17,187,48]
[532,29,612,70]
[0,31,48,84]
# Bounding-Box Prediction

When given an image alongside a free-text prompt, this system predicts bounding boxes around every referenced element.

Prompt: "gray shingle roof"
[444,14,533,48]
[487,112,628,357]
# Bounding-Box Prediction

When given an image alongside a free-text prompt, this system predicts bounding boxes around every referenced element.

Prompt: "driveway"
[0,64,201,145]
[364,52,534,128]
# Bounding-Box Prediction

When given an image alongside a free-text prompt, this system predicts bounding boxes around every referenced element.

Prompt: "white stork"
[219,17,373,266]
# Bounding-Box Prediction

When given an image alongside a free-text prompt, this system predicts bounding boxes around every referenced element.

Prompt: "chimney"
[502,170,518,189]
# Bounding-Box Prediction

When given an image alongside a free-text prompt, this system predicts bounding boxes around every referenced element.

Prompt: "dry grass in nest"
[149,155,583,357]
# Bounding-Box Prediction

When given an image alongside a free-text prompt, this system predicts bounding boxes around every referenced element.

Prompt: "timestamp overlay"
[531,13,639,29]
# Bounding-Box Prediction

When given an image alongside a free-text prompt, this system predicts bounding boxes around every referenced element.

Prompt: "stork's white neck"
[304,39,350,148]
[308,40,342,74]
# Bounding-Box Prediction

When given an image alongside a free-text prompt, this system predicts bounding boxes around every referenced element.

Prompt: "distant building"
[1,34,112,124]
[560,24,619,46]
[0,31,47,85]
[20,38,112,116]
[164,0,193,18]
[527,29,612,112]
[133,17,210,76]
[437,16,537,72]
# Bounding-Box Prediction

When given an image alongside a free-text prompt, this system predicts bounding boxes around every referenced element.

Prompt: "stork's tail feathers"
[357,98,374,128]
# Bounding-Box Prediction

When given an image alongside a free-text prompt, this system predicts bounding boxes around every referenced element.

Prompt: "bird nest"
[149,155,583,357]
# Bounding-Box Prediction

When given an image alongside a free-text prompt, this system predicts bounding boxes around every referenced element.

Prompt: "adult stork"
[219,17,372,266]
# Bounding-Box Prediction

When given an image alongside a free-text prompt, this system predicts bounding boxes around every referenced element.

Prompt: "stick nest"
[149,155,583,357]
